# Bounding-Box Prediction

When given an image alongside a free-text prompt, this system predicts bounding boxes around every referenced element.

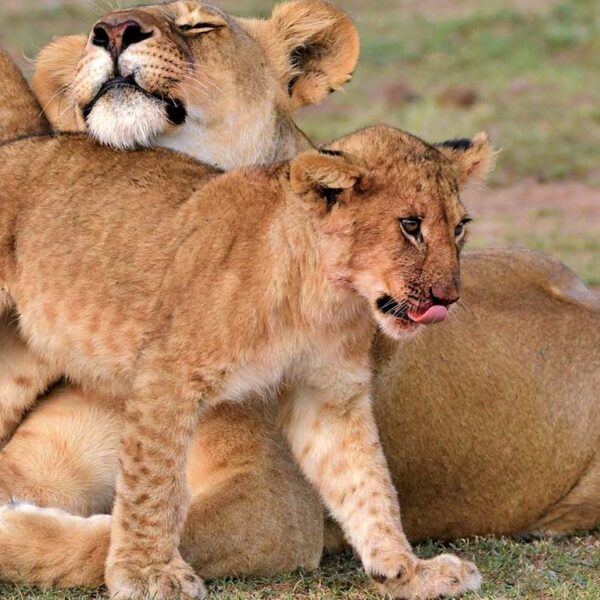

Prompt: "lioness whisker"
[36,83,72,122]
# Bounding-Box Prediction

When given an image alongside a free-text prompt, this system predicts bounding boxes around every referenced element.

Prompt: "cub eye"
[455,218,472,238]
[400,217,422,239]
[178,22,224,34]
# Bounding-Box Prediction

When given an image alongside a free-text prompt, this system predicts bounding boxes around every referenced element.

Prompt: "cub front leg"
[279,362,480,600]
[106,365,207,600]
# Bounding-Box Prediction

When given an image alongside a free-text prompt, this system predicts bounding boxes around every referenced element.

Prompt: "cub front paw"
[107,555,206,600]
[372,553,481,600]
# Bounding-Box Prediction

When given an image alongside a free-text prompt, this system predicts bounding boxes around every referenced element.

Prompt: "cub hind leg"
[0,312,61,446]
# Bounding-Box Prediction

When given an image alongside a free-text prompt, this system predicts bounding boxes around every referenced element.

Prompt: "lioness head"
[291,127,495,338]
[32,0,358,169]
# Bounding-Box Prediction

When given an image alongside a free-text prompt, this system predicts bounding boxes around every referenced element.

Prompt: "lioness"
[374,248,600,541]
[0,124,493,599]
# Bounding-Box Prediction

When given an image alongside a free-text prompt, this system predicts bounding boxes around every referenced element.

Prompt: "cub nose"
[430,282,460,307]
[92,18,153,57]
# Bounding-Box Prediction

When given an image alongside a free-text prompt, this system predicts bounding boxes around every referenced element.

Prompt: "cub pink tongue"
[408,305,448,324]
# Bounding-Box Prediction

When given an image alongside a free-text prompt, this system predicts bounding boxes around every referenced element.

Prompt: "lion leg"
[0,385,119,588]
[0,312,62,446]
[280,356,481,600]
[323,517,348,554]
[527,451,600,536]
[0,385,122,512]
[181,399,323,579]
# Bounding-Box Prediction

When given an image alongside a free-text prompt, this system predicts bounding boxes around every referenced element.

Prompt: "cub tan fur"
[0,127,492,599]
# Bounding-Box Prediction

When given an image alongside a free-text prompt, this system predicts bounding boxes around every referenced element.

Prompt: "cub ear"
[435,133,496,187]
[256,0,359,109]
[290,150,363,211]
[32,35,87,132]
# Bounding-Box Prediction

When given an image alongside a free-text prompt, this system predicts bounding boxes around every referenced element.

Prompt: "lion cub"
[0,125,492,600]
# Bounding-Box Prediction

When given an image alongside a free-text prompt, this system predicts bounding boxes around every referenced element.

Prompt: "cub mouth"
[82,75,187,126]
[376,295,448,326]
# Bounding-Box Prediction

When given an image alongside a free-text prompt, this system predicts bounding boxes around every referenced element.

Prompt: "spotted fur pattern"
[0,125,493,599]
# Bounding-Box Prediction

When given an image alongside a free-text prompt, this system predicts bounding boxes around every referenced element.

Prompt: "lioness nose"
[92,18,153,56]
[430,282,460,306]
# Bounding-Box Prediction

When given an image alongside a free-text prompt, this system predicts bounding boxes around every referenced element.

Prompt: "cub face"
[33,0,359,164]
[291,127,495,339]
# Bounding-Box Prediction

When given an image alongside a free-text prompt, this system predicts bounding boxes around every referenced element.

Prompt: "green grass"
[2,534,600,599]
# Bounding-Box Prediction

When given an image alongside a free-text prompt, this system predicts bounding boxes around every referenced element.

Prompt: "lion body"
[374,248,600,541]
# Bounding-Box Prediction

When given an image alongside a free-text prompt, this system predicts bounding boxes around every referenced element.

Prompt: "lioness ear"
[290,150,363,211]
[435,133,496,187]
[32,35,87,131]
[256,0,359,109]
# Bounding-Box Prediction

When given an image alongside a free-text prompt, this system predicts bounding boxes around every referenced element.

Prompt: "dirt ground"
[466,179,599,238]
[464,180,600,287]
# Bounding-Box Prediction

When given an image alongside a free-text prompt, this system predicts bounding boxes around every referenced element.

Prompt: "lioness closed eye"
[0,125,493,600]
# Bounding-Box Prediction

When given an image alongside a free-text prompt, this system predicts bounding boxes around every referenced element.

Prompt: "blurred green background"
[1,0,599,285]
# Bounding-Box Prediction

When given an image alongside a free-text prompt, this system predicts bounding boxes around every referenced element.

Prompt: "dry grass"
[2,534,600,599]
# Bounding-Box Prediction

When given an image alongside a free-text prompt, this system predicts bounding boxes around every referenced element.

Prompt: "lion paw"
[372,553,481,599]
[107,555,206,600]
